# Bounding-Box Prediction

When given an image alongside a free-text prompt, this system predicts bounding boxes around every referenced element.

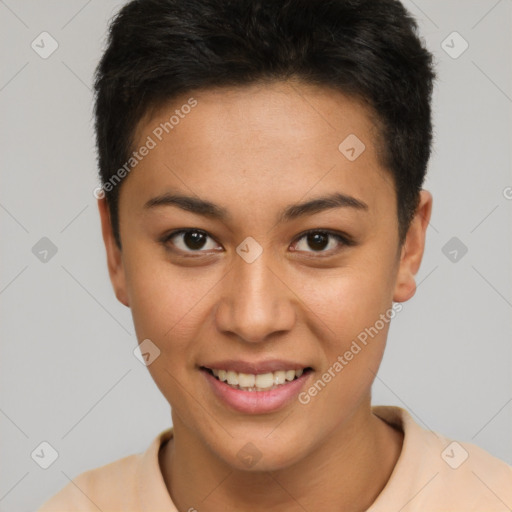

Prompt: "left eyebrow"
[143,191,369,223]
[278,192,369,223]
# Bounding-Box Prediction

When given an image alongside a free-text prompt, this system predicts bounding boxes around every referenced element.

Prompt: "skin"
[98,80,432,511]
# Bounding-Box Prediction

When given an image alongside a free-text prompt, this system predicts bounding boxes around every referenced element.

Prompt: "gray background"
[1,1,511,510]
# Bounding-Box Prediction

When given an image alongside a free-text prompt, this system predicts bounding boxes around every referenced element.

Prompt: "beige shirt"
[37,406,512,511]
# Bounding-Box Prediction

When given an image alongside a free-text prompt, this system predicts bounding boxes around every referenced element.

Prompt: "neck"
[159,402,403,512]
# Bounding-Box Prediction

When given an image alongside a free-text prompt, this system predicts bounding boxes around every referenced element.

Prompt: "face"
[99,80,431,471]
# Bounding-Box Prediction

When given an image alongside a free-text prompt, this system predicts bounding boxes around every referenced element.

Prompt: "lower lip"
[202,369,311,414]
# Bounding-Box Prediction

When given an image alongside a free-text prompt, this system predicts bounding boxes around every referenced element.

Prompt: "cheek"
[122,252,225,401]
[123,246,207,342]
[294,254,397,411]
[123,254,209,414]
[298,275,393,426]
[298,263,396,345]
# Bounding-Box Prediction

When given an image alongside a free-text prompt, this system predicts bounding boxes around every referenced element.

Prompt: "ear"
[97,197,130,307]
[393,190,433,303]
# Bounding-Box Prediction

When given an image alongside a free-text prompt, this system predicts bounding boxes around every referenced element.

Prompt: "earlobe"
[393,190,433,303]
[97,197,130,308]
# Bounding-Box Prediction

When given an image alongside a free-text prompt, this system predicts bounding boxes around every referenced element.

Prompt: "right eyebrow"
[144,193,231,221]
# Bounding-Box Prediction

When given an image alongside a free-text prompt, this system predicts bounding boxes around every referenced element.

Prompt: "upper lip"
[201,359,311,374]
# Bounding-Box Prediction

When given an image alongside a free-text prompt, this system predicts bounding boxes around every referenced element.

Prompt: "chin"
[212,427,312,473]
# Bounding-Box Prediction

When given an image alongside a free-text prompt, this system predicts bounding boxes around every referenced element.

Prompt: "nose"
[215,250,296,344]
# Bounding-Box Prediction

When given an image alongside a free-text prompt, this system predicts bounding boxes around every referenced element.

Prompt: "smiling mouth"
[201,367,312,392]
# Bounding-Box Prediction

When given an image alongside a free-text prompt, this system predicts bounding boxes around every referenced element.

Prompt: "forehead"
[138,80,378,159]
[122,81,395,222]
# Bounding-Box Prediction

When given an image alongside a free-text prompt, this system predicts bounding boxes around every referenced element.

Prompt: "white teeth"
[226,371,238,385]
[209,368,307,391]
[238,372,255,387]
[285,370,296,382]
[255,373,274,389]
[274,370,286,385]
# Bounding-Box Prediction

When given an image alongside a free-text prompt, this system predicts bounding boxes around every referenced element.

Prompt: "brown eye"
[181,231,208,250]
[306,232,329,251]
[162,229,221,253]
[292,230,350,254]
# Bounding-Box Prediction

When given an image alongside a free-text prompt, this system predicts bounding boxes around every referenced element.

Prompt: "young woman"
[39,0,512,510]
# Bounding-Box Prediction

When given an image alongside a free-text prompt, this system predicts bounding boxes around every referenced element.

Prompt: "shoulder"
[37,452,141,512]
[37,428,173,512]
[371,406,512,511]
[433,437,512,508]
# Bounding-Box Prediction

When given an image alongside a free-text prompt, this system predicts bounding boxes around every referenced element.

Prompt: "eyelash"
[160,228,354,257]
